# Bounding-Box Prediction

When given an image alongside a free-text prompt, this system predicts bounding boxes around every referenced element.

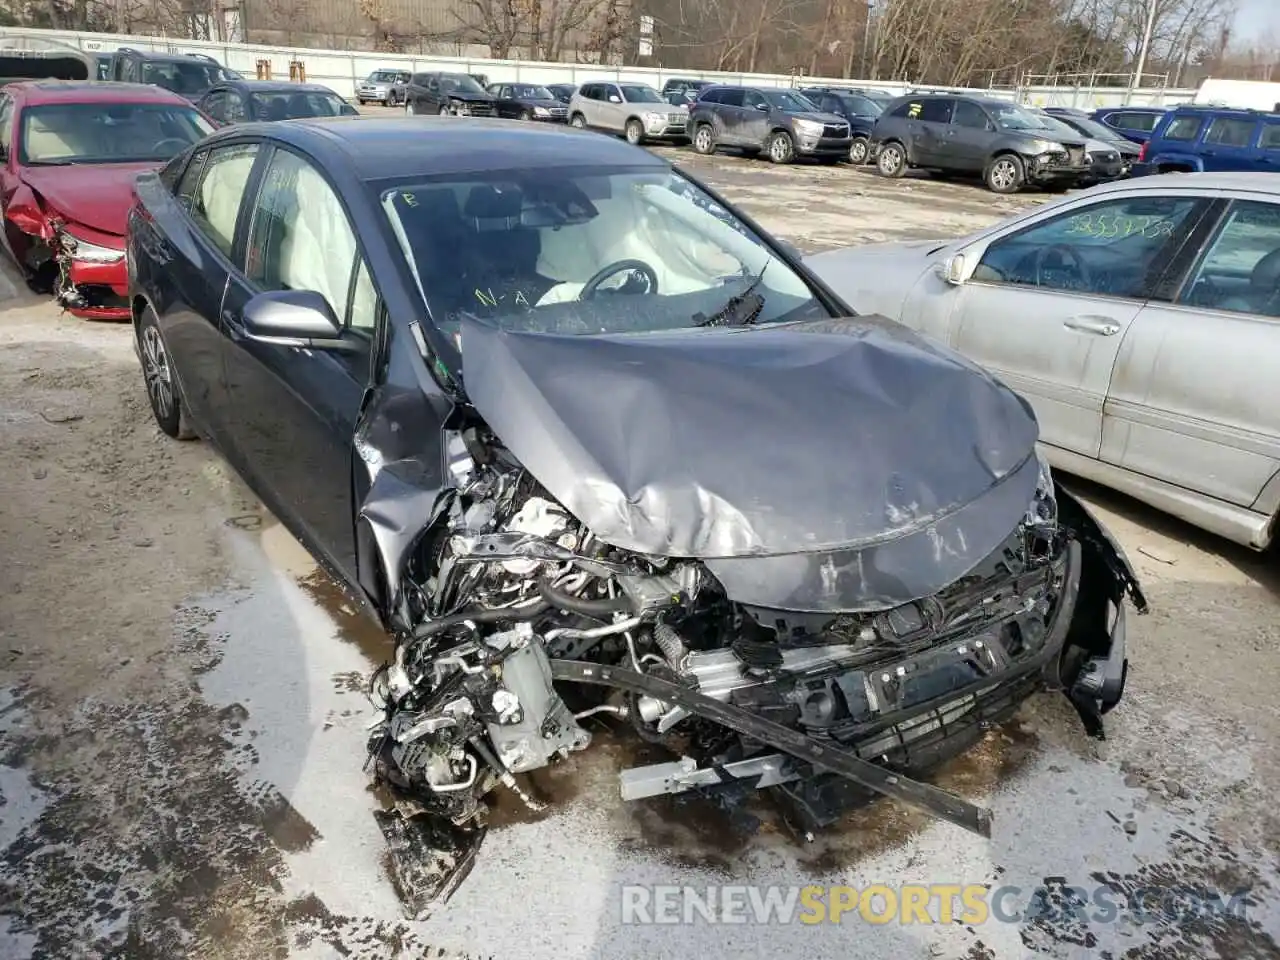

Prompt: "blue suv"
[1131,105,1280,175]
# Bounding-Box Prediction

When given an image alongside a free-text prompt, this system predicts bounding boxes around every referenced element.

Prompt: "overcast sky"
[1234,0,1280,43]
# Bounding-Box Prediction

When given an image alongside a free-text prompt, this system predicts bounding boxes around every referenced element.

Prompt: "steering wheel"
[579,259,659,300]
[1033,243,1092,289]
[153,137,191,156]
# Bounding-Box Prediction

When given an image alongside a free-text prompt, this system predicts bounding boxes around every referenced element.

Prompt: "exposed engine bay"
[365,422,1145,918]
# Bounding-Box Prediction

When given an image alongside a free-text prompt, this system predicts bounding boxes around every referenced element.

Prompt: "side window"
[158,149,189,192]
[175,147,208,202]
[719,88,743,107]
[699,88,721,104]
[349,259,377,332]
[820,96,841,114]
[1163,115,1203,141]
[890,100,916,118]
[1262,124,1280,150]
[604,85,621,102]
[0,96,13,158]
[1180,201,1280,317]
[919,98,953,123]
[189,142,258,257]
[1116,111,1159,132]
[202,91,226,122]
[225,92,247,123]
[974,195,1202,298]
[953,101,989,130]
[743,89,767,110]
[246,149,368,329]
[411,73,428,87]
[848,96,875,115]
[1204,117,1256,148]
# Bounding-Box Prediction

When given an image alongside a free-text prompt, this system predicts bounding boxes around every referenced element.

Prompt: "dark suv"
[870,95,1090,193]
[662,78,712,105]
[108,47,237,102]
[402,71,496,117]
[1132,105,1280,175]
[802,87,892,163]
[689,85,851,164]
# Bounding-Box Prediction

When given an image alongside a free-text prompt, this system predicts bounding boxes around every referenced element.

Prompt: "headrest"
[1251,247,1280,291]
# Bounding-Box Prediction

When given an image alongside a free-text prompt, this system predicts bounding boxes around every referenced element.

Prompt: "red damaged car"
[0,81,213,319]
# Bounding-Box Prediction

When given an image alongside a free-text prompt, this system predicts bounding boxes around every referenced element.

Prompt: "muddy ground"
[1,137,1279,960]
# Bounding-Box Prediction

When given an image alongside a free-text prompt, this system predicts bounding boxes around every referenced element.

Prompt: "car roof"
[1095,105,1165,113]
[121,48,215,63]
[212,80,336,94]
[9,80,192,105]
[209,117,669,181]
[1084,171,1280,196]
[1168,104,1280,118]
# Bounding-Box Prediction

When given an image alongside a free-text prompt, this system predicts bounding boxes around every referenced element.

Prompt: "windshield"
[840,94,883,115]
[510,84,554,99]
[382,166,828,359]
[370,70,406,83]
[991,103,1059,132]
[620,84,664,103]
[439,73,486,94]
[763,89,819,112]
[251,90,348,119]
[20,103,214,165]
[140,59,231,96]
[1058,114,1123,140]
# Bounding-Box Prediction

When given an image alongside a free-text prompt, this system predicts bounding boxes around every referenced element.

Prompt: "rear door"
[948,191,1212,458]
[739,88,771,145]
[1198,115,1262,171]
[1102,196,1280,520]
[219,144,376,580]
[711,88,744,143]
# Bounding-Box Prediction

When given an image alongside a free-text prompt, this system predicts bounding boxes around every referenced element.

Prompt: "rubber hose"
[653,621,687,667]
[412,598,550,639]
[538,581,632,618]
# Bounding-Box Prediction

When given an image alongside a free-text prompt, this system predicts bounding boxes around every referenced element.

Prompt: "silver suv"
[357,69,409,106]
[568,81,689,145]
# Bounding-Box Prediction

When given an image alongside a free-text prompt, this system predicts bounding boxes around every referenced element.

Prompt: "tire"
[405,99,416,116]
[876,141,907,177]
[438,104,451,116]
[137,305,194,441]
[625,118,644,145]
[520,110,532,121]
[692,123,716,155]
[570,112,586,128]
[984,153,1025,194]
[848,136,869,164]
[767,130,795,164]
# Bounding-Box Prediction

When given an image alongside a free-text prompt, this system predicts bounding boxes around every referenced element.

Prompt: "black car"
[486,82,568,122]
[1044,106,1143,170]
[108,46,238,102]
[197,80,357,124]
[402,71,496,117]
[126,116,1141,915]
[871,94,1091,193]
[545,82,577,104]
[689,85,852,163]
[802,87,890,163]
[662,78,712,105]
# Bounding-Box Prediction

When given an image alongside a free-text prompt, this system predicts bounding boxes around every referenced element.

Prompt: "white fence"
[0,25,1196,109]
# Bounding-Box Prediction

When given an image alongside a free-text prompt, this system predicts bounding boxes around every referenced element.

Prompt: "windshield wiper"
[693,264,768,328]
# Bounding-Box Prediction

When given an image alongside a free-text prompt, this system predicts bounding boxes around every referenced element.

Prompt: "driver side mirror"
[754,102,769,111]
[340,103,358,115]
[241,289,356,351]
[937,253,969,285]
[608,94,622,103]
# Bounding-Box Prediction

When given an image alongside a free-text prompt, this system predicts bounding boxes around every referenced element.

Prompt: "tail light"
[1138,140,1148,162]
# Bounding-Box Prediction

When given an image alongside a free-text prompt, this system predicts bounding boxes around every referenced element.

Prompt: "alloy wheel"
[694,126,713,153]
[990,158,1018,191]
[849,138,868,164]
[141,325,174,423]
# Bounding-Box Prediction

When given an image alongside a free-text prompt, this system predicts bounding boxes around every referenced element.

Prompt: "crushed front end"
[51,221,130,320]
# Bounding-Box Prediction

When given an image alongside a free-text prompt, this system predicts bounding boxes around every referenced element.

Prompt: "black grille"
[823,123,850,138]
[466,102,495,117]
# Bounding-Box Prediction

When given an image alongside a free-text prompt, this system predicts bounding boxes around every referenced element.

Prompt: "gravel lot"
[2,118,1279,960]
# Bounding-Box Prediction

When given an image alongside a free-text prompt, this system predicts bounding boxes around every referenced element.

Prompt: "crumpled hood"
[21,163,154,236]
[461,315,1040,569]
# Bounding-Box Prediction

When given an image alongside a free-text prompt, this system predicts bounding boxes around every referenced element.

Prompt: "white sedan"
[806,172,1280,550]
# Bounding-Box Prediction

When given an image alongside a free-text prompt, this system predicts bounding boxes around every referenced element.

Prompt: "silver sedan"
[805,172,1280,550]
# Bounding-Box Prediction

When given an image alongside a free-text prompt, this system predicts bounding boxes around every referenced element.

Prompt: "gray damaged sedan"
[126,120,1146,916]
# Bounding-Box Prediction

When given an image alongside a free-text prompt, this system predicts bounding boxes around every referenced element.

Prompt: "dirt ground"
[2,139,1279,960]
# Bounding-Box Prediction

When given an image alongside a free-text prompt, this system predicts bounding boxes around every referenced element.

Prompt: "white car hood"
[805,240,950,319]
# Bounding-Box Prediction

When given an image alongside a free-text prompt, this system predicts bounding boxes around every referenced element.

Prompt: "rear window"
[1203,116,1257,147]
[1163,115,1204,141]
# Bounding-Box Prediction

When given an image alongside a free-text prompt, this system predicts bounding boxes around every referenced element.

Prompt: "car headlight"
[63,234,124,263]
[1084,152,1094,164]
[643,111,665,124]
[533,105,549,117]
[793,118,823,136]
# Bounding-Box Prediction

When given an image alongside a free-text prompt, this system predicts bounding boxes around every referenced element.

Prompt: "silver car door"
[1103,196,1280,531]
[946,192,1211,459]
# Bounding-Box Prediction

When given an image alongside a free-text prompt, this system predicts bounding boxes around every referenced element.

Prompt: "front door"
[948,100,994,172]
[739,89,771,145]
[220,145,377,580]
[950,192,1211,458]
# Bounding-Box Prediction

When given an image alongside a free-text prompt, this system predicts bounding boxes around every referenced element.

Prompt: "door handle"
[1063,315,1121,336]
